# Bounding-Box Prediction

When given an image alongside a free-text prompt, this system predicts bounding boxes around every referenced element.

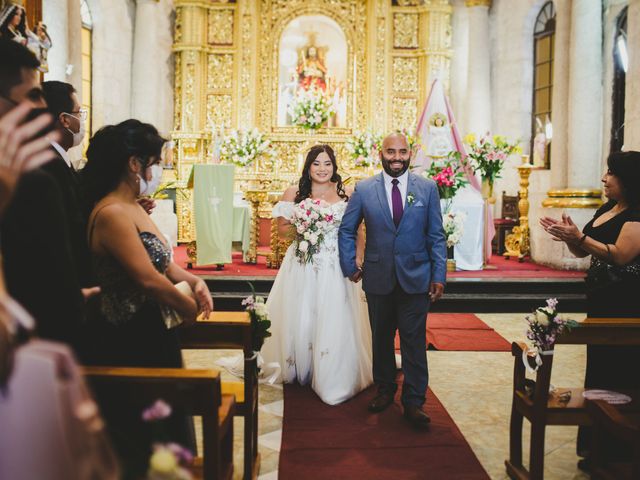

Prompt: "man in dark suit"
[41,81,92,286]
[339,132,446,430]
[0,39,87,352]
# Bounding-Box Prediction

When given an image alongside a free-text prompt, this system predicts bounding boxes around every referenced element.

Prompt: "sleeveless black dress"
[577,201,640,457]
[85,231,193,479]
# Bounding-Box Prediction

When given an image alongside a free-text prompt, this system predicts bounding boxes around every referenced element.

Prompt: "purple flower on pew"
[524,299,578,353]
[142,399,172,422]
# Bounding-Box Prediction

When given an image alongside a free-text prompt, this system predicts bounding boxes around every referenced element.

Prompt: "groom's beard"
[380,155,411,178]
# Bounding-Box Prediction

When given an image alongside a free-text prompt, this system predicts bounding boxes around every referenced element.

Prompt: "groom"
[338,132,446,429]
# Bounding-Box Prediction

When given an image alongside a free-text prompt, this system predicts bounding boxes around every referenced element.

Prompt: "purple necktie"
[391,178,403,227]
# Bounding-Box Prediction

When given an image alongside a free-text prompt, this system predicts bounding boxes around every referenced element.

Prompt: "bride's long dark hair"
[294,144,348,203]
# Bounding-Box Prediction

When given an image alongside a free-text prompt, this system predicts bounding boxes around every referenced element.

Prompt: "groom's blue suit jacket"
[339,172,447,295]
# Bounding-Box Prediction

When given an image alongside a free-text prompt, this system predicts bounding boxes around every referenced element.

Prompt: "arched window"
[531,1,555,169]
[80,0,93,151]
[610,7,627,153]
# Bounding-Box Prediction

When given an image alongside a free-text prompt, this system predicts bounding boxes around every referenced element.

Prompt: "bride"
[261,144,373,405]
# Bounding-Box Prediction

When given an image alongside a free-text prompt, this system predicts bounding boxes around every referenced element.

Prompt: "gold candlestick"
[504,157,535,261]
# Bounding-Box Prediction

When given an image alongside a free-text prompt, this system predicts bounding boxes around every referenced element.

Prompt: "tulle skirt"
[261,245,373,405]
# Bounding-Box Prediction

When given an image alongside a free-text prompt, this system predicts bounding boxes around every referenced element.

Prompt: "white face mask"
[138,164,163,196]
[62,113,86,147]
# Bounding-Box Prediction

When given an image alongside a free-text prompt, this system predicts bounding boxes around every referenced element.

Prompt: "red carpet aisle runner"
[394,313,510,352]
[279,378,489,480]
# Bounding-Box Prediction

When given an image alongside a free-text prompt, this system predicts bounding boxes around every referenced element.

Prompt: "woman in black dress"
[82,120,213,478]
[540,150,640,467]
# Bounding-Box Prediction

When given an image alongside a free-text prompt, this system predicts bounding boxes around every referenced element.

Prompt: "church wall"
[488,0,553,266]
[449,0,469,134]
[625,0,640,150]
[87,0,135,129]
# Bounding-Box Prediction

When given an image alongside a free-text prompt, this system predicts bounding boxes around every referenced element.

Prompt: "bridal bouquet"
[443,211,466,248]
[291,198,337,264]
[346,131,383,168]
[525,298,578,354]
[220,127,274,168]
[463,133,522,183]
[289,88,335,130]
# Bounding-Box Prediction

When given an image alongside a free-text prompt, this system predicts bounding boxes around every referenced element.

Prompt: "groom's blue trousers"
[365,283,430,407]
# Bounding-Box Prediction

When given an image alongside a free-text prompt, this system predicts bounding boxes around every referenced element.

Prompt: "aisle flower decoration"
[219,127,274,168]
[142,399,194,480]
[242,284,272,352]
[291,198,338,265]
[522,299,578,372]
[395,128,420,153]
[425,152,469,212]
[463,133,522,184]
[346,131,383,168]
[289,87,335,130]
[443,210,466,249]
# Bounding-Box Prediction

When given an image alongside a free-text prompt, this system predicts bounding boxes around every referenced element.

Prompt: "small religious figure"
[27,21,52,72]
[0,3,28,46]
[297,35,328,91]
[426,112,453,159]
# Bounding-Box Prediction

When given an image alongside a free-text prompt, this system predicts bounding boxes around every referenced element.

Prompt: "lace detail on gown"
[260,201,373,405]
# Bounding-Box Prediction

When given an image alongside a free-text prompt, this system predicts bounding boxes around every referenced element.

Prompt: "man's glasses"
[69,108,88,122]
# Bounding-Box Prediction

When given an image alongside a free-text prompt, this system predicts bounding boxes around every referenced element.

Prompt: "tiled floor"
[183,311,590,480]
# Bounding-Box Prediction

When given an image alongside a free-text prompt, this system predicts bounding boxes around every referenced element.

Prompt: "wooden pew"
[587,399,640,479]
[83,367,235,480]
[506,316,640,480]
[179,311,260,480]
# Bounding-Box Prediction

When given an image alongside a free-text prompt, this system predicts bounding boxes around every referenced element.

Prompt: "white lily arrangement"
[220,127,274,167]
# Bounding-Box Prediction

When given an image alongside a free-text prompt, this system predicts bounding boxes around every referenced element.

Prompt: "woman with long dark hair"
[0,5,27,45]
[540,150,640,469]
[260,144,372,405]
[82,119,212,478]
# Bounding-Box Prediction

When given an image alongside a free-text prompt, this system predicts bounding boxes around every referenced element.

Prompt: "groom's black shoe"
[403,405,431,430]
[368,392,395,412]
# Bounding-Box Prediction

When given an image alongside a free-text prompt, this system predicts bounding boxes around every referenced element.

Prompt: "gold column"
[504,159,538,261]
[244,190,267,264]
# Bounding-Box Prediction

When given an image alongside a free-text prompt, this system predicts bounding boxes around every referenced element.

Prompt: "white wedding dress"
[261,200,373,405]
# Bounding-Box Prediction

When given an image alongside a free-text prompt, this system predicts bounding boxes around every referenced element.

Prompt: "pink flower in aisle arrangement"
[291,198,339,265]
[425,153,469,210]
[524,298,578,353]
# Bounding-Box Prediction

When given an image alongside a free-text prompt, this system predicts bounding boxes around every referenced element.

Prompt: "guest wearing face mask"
[81,119,212,477]
[41,81,92,285]
[82,119,212,368]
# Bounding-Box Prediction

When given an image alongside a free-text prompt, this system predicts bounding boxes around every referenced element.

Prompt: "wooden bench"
[83,367,235,480]
[587,399,640,480]
[506,319,640,480]
[179,311,259,480]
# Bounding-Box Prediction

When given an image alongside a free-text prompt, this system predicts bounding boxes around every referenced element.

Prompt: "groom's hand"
[429,282,444,303]
[349,269,362,283]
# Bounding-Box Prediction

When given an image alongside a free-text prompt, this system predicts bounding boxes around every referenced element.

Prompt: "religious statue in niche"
[426,112,453,160]
[0,3,52,72]
[296,34,328,91]
[277,15,348,128]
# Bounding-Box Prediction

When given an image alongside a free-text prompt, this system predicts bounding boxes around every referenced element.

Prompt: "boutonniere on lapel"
[407,192,416,206]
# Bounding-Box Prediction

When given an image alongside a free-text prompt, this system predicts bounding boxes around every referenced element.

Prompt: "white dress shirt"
[382,169,408,216]
[49,140,72,168]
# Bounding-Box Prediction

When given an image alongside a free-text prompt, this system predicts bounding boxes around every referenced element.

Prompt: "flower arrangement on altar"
[219,127,274,168]
[291,198,338,265]
[346,131,383,168]
[525,298,578,355]
[289,87,335,130]
[425,153,469,209]
[395,127,420,153]
[463,133,522,183]
[443,210,466,248]
[242,286,272,352]
[142,400,194,480]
